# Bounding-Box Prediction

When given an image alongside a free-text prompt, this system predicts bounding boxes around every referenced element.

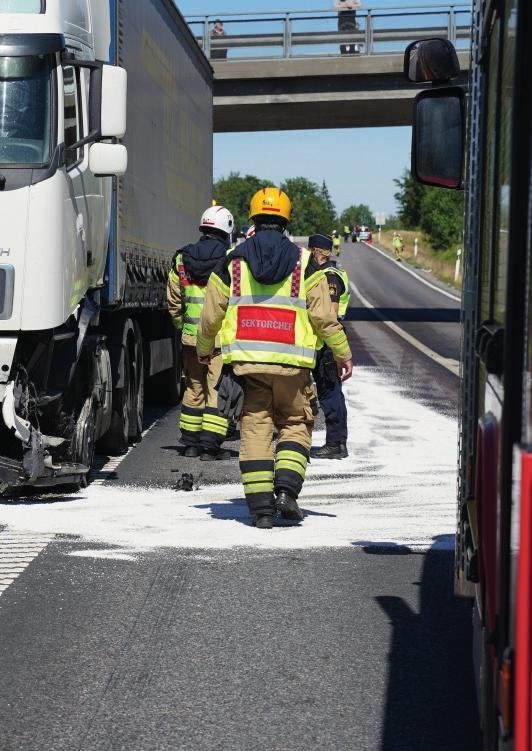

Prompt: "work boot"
[199,448,232,462]
[276,490,304,522]
[183,446,200,458]
[253,514,274,530]
[310,443,348,460]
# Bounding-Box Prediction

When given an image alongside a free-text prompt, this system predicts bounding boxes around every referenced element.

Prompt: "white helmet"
[200,205,234,237]
[246,226,256,239]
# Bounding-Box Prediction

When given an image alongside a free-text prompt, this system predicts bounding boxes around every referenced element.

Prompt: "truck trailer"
[0,0,213,492]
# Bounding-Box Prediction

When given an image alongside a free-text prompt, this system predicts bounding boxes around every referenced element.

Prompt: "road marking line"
[361,240,461,302]
[91,420,162,485]
[0,530,54,598]
[350,280,460,377]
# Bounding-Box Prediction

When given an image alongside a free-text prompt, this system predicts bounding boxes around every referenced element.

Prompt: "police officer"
[309,233,351,460]
[197,188,353,528]
[167,205,234,460]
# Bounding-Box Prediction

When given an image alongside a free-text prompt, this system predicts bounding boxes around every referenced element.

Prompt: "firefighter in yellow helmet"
[167,205,234,460]
[197,187,353,528]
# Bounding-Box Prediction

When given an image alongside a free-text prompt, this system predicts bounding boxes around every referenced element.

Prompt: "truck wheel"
[100,346,131,455]
[129,323,144,443]
[73,396,97,489]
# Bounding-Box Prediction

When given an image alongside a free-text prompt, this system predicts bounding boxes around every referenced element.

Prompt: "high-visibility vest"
[174,253,208,338]
[220,248,322,368]
[333,236,341,247]
[327,266,350,318]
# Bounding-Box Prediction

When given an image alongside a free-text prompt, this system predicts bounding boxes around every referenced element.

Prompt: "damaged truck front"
[0,0,213,493]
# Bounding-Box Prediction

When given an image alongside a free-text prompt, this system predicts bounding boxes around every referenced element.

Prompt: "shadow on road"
[366,536,481,751]
[195,499,337,525]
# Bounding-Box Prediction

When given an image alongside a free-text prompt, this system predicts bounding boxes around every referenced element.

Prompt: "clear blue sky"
[177,1,422,218]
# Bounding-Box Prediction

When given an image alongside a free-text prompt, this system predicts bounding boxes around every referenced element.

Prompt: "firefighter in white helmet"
[167,205,234,460]
[197,187,353,528]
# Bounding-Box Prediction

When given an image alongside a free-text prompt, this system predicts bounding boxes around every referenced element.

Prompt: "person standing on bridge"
[167,205,234,460]
[308,234,351,460]
[197,187,353,528]
[211,19,228,60]
[333,0,362,55]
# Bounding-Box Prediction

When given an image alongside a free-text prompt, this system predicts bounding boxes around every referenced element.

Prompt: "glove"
[215,365,245,420]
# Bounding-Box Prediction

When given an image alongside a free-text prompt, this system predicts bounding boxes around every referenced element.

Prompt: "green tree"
[280,176,337,236]
[384,214,401,230]
[213,172,270,230]
[419,188,464,250]
[339,204,375,230]
[320,180,337,225]
[393,169,425,228]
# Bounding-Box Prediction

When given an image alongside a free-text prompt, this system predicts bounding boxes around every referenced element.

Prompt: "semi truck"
[0,0,213,492]
[404,1,531,748]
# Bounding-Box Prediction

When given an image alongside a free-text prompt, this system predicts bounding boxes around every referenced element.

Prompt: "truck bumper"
[0,382,88,494]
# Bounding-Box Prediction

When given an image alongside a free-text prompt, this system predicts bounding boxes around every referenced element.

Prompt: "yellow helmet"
[249,187,292,222]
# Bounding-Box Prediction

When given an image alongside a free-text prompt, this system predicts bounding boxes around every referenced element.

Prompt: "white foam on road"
[0,367,457,558]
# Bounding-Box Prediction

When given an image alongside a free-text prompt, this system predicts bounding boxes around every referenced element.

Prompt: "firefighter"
[393,231,404,260]
[197,187,353,529]
[343,224,350,242]
[167,205,234,460]
[308,234,351,459]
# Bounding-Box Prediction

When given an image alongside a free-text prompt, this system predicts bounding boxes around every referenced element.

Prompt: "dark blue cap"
[308,233,333,251]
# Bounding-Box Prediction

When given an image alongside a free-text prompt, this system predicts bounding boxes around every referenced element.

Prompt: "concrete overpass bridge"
[185,3,471,132]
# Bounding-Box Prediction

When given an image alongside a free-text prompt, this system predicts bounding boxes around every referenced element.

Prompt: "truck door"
[62,64,105,313]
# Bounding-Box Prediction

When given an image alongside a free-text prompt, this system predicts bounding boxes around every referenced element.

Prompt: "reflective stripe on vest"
[328,266,350,318]
[220,247,318,368]
[177,254,208,338]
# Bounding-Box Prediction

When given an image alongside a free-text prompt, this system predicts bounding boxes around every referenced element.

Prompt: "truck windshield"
[0,55,52,166]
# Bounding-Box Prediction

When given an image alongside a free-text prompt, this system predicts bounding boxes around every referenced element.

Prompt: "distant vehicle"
[357,226,372,241]
[237,225,251,239]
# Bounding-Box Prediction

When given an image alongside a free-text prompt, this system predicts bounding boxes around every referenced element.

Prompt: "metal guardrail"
[185,3,472,60]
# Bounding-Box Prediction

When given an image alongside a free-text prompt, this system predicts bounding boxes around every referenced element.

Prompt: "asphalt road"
[0,242,481,751]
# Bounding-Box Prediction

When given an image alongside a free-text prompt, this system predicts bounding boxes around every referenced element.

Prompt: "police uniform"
[308,234,351,460]
[197,188,352,527]
[167,232,231,459]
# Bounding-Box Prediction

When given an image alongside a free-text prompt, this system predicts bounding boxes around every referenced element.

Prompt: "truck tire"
[98,319,135,456]
[129,322,144,443]
[72,395,97,489]
[103,349,130,455]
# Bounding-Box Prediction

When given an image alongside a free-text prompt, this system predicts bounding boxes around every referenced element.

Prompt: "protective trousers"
[239,371,314,516]
[179,346,228,450]
[313,348,348,445]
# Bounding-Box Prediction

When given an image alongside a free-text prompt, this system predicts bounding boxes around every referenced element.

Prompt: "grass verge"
[371,230,462,290]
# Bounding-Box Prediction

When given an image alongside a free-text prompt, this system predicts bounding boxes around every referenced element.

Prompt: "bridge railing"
[185,3,472,61]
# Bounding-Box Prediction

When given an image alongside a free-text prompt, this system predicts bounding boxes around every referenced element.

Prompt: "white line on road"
[361,240,461,302]
[0,531,55,597]
[350,279,460,377]
[91,419,163,485]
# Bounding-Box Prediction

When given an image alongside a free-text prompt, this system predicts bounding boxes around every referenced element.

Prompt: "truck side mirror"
[89,143,128,177]
[412,86,465,189]
[99,65,127,139]
[404,38,460,84]
[62,59,127,149]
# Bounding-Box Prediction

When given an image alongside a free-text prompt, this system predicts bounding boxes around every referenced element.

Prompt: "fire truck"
[404,1,531,748]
